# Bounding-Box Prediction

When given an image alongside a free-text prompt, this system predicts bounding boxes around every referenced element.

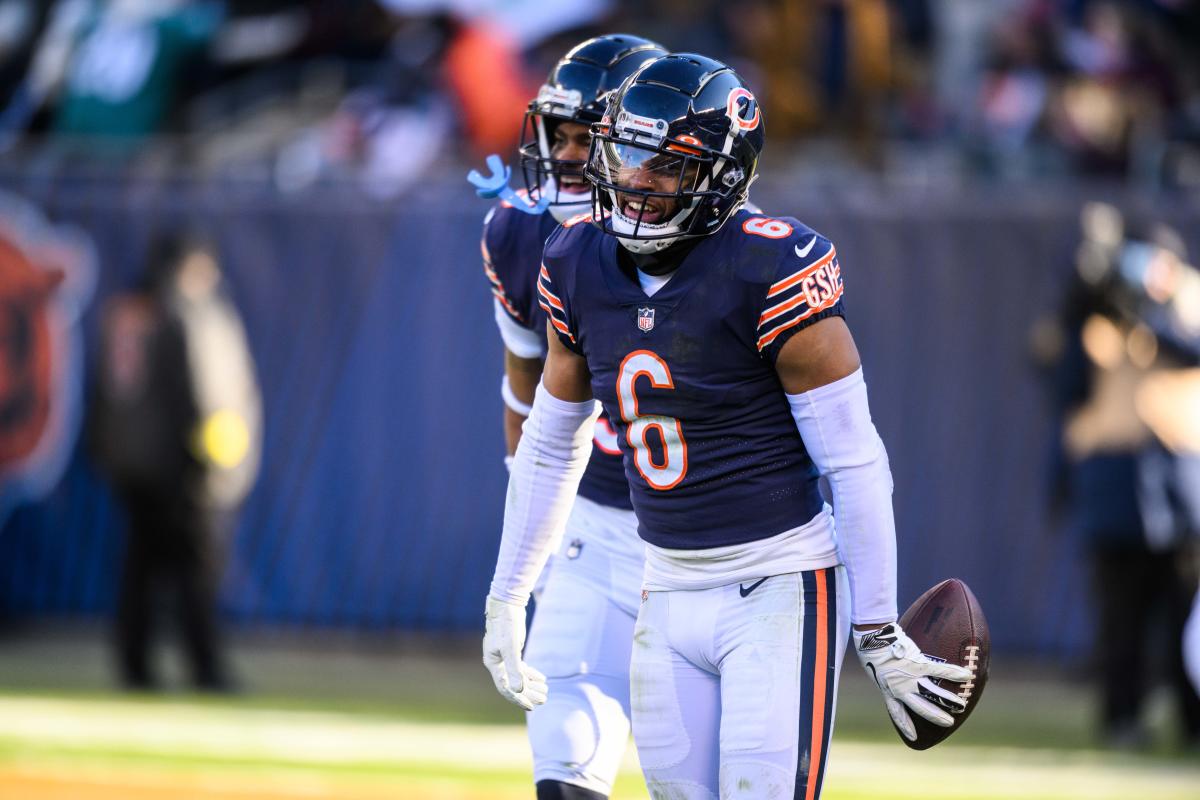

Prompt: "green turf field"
[0,630,1197,799]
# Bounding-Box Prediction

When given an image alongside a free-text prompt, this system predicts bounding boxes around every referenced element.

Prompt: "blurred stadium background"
[1,0,1199,798]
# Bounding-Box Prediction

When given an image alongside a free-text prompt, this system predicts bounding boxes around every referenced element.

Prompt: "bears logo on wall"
[0,192,96,526]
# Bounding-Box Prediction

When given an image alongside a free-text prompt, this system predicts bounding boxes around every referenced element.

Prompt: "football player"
[483,53,973,798]
[479,35,667,800]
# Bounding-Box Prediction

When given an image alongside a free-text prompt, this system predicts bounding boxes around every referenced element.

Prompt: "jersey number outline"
[617,350,687,490]
[742,216,793,239]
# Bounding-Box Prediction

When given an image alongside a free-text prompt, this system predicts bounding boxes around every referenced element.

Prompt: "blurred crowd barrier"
[0,165,1197,660]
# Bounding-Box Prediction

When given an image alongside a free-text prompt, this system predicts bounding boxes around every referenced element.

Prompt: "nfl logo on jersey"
[638,307,655,332]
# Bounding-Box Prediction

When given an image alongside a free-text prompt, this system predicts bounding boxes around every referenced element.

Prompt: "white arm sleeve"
[493,299,546,360]
[488,381,598,605]
[787,367,897,624]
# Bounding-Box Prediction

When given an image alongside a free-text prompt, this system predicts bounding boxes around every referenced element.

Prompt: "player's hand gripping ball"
[482,596,548,711]
[856,579,990,750]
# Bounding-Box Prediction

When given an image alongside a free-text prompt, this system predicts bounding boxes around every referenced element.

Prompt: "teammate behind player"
[483,53,973,798]
[479,35,666,800]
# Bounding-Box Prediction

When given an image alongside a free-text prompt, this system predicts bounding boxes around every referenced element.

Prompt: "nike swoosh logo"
[865,661,882,689]
[739,577,769,597]
[794,237,817,258]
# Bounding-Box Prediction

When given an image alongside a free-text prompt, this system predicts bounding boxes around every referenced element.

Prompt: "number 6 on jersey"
[617,350,688,490]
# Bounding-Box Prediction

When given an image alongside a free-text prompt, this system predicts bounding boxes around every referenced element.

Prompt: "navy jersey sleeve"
[747,217,845,362]
[481,205,531,328]
[538,219,586,355]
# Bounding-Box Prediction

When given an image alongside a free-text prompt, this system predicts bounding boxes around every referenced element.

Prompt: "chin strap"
[467,154,550,216]
[618,235,676,255]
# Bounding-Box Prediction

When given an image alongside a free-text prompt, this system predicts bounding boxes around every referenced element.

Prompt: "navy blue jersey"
[481,199,633,510]
[539,208,845,548]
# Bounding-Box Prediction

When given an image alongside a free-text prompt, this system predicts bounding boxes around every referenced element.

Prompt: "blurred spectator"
[272,14,452,196]
[961,0,1199,179]
[0,0,1195,184]
[0,1,50,110]
[971,2,1060,175]
[90,231,261,692]
[1046,0,1177,175]
[274,85,450,197]
[441,17,538,159]
[717,0,894,143]
[1035,202,1200,750]
[53,1,223,148]
[0,0,225,155]
[927,0,1025,136]
[1,0,356,159]
[0,0,88,151]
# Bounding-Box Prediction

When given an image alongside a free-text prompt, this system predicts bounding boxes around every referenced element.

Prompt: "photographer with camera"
[1035,202,1200,751]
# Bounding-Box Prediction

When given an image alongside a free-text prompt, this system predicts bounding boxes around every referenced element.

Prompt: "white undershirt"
[637,269,672,297]
[642,506,840,591]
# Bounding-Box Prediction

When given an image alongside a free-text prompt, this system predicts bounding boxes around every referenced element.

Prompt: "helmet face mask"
[517,36,667,222]
[518,111,591,213]
[582,53,763,253]
[586,131,746,252]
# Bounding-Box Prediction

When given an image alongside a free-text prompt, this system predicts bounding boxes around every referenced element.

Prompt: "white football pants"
[523,495,644,795]
[631,566,850,800]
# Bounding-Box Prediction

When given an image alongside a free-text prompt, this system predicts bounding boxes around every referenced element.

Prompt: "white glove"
[482,596,548,711]
[854,622,973,741]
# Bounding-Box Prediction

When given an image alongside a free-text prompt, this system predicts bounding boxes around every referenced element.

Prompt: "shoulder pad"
[544,214,600,260]
[482,201,513,256]
[728,213,823,281]
[734,214,835,275]
[748,215,843,355]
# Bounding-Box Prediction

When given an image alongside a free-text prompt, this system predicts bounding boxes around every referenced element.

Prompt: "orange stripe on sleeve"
[760,291,812,327]
[492,289,523,321]
[537,280,565,311]
[756,284,844,350]
[766,250,836,298]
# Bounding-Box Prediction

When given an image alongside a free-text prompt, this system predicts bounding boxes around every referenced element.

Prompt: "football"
[896,578,990,750]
